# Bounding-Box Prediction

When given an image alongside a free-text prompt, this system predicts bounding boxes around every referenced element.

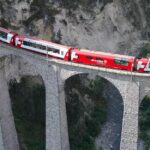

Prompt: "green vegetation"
[144,0,150,39]
[9,76,45,150]
[144,0,150,27]
[30,0,42,7]
[23,0,59,26]
[23,11,42,26]
[0,18,10,28]
[62,0,96,10]
[138,43,150,58]
[0,18,19,30]
[65,75,107,150]
[0,2,4,13]
[145,8,150,27]
[139,94,150,150]
[62,0,112,10]
[22,0,59,27]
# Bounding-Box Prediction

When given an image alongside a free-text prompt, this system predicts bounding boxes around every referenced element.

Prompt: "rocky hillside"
[0,1,150,150]
[0,0,149,54]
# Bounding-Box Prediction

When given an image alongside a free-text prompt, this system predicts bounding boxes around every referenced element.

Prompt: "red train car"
[0,27,17,45]
[70,49,135,71]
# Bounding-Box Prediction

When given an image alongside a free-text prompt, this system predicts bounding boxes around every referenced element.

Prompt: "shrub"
[65,75,107,150]
[139,94,150,149]
[0,18,10,28]
[138,43,150,58]
[9,76,45,150]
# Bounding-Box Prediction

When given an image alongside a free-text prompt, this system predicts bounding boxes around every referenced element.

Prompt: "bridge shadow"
[64,73,123,150]
[138,93,150,150]
[8,75,45,150]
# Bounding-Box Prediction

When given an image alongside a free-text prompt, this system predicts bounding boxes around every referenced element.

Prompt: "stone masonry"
[0,43,150,150]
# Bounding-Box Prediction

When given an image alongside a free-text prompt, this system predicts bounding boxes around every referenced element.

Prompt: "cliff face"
[53,0,146,54]
[0,0,148,54]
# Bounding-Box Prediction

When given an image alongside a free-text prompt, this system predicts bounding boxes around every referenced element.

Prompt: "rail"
[0,43,150,77]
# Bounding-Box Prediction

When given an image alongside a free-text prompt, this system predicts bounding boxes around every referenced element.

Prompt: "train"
[0,26,150,73]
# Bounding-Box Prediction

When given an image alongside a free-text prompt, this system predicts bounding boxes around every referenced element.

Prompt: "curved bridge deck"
[0,43,150,150]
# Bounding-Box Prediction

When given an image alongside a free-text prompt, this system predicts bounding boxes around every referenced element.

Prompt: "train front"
[136,58,150,72]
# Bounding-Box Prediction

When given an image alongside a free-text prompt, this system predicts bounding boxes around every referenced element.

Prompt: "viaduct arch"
[0,43,150,150]
[64,73,124,150]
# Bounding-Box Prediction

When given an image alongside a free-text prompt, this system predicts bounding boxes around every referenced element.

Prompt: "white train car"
[15,35,72,60]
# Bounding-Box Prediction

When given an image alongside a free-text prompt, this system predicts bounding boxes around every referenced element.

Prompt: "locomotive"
[0,26,150,73]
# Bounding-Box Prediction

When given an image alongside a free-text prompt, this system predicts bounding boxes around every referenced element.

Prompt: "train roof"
[15,34,135,60]
[16,35,71,49]
[76,48,135,59]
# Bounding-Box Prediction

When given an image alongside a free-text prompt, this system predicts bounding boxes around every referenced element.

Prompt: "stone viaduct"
[0,43,150,150]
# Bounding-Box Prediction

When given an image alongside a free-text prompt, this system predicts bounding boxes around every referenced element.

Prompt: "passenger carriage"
[70,49,135,71]
[15,35,72,60]
[0,27,17,45]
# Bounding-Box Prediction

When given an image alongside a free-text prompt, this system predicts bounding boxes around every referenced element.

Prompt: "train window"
[114,57,128,66]
[32,43,37,48]
[61,51,64,55]
[96,57,103,61]
[53,49,59,53]
[35,44,46,50]
[47,47,52,52]
[42,45,46,50]
[0,31,7,39]
[36,44,41,49]
[30,42,34,47]
[47,47,60,54]
[86,56,93,59]
[23,41,46,50]
[23,41,27,45]
[23,41,31,46]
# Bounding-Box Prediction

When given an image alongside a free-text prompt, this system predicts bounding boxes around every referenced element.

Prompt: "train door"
[64,48,72,61]
[15,37,22,47]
